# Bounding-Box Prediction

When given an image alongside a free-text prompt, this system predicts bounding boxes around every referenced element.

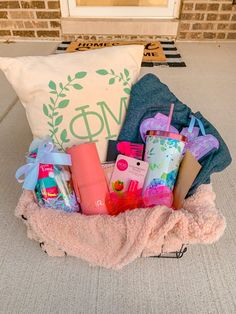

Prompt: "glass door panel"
[69,0,179,18]
[76,0,168,6]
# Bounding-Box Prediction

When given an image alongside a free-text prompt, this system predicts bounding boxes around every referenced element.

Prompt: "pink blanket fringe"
[15,184,226,269]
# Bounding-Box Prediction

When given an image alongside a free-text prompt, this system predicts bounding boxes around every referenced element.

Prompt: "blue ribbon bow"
[15,140,71,190]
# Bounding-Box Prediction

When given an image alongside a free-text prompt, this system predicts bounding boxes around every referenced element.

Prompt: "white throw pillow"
[0,45,144,161]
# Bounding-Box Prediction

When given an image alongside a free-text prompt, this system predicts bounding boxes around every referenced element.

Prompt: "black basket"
[150,244,188,259]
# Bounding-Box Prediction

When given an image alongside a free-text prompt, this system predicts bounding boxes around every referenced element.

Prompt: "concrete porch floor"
[0,41,235,314]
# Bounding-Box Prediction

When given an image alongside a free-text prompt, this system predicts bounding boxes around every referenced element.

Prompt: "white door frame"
[60,0,181,19]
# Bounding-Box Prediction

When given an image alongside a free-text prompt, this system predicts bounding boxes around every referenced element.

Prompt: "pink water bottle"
[67,143,109,215]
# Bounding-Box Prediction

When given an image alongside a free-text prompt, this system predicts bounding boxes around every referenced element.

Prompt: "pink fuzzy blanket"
[15,184,225,269]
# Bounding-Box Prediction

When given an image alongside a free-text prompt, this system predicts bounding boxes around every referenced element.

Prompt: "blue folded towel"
[118,74,232,196]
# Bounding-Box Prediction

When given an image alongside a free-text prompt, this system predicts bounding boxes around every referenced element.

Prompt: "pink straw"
[166,103,174,132]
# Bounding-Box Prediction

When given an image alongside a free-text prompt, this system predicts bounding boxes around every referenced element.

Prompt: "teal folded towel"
[118,74,232,196]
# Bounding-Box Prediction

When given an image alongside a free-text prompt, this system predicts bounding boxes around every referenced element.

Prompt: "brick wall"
[0,0,236,40]
[178,0,236,40]
[0,1,61,39]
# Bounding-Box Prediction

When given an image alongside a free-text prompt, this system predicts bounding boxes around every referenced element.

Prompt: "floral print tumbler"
[143,130,186,207]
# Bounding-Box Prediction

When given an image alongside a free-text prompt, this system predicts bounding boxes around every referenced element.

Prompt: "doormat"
[55,40,186,67]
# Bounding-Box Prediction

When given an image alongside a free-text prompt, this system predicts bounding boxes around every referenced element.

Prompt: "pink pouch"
[182,115,219,160]
[186,134,219,160]
[180,127,199,142]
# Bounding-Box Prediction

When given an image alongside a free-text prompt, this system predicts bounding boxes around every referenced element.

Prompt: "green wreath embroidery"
[96,68,132,95]
[43,71,87,151]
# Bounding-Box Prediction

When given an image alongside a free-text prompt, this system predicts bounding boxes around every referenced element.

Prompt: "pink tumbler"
[67,143,109,215]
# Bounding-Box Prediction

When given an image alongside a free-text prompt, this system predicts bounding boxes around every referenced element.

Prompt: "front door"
[67,0,180,18]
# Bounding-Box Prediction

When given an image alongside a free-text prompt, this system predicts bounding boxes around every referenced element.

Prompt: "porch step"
[61,17,179,37]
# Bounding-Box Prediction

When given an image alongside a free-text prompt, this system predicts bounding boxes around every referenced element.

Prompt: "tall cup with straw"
[143,103,186,208]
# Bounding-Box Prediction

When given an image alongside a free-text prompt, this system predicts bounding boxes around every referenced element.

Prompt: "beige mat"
[66,41,167,62]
